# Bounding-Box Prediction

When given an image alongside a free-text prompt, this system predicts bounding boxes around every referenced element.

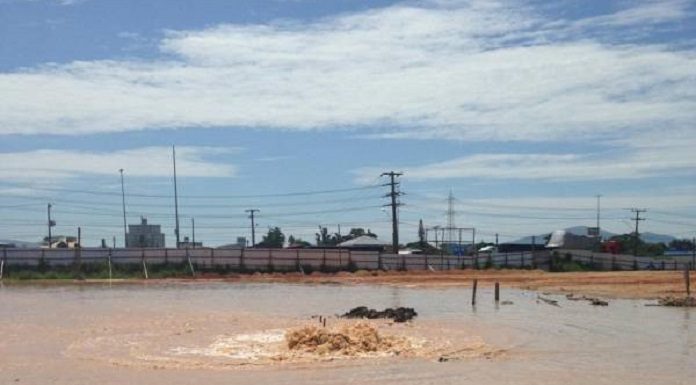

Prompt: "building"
[217,237,247,249]
[126,217,165,248]
[337,235,389,251]
[545,230,599,250]
[178,236,202,249]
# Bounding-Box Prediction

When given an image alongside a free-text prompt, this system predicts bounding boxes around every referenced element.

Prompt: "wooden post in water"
[472,279,478,306]
[495,282,500,302]
[685,268,691,296]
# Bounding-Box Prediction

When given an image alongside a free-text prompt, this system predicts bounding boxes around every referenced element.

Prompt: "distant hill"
[510,226,676,245]
[0,239,41,248]
[564,226,616,239]
[640,232,676,244]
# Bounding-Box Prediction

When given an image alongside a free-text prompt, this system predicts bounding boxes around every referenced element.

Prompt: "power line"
[0,182,382,199]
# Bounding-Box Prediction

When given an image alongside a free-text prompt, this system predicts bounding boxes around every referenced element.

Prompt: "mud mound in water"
[285,323,409,356]
[341,306,417,322]
[658,296,696,307]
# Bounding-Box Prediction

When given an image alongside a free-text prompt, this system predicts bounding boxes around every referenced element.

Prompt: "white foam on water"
[170,330,286,360]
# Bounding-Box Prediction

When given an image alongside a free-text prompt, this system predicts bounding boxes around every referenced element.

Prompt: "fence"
[554,249,695,271]
[2,247,690,276]
[0,247,545,274]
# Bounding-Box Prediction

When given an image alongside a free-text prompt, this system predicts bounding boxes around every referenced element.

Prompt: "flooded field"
[0,282,694,384]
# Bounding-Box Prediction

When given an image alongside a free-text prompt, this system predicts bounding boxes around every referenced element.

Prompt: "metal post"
[141,249,148,279]
[191,218,196,248]
[107,248,112,283]
[173,145,181,248]
[47,203,52,248]
[119,169,127,248]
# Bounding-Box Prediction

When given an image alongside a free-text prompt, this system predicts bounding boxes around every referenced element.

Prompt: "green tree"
[668,239,694,251]
[257,227,285,248]
[346,228,377,240]
[288,235,311,247]
[315,227,340,246]
[608,234,666,257]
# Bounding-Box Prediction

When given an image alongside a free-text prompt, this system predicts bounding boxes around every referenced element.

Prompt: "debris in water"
[537,296,560,307]
[500,300,514,305]
[589,298,608,306]
[656,296,696,307]
[285,322,409,356]
[566,294,609,306]
[342,306,417,323]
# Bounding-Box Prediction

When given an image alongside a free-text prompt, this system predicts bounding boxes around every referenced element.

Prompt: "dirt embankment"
[218,269,695,299]
[13,269,695,300]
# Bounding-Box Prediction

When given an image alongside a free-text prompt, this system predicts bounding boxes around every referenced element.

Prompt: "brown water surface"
[0,282,693,384]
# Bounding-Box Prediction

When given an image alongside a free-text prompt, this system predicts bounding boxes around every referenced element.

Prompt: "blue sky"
[0,0,695,247]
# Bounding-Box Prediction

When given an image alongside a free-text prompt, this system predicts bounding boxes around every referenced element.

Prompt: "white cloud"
[0,146,237,181]
[353,133,696,183]
[0,0,693,142]
[573,0,692,28]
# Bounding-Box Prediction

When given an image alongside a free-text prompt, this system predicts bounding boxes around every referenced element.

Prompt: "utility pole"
[595,194,602,239]
[47,203,54,248]
[629,208,647,256]
[495,233,499,248]
[172,145,181,248]
[191,218,196,248]
[381,171,403,253]
[691,236,695,270]
[245,209,259,247]
[119,169,127,248]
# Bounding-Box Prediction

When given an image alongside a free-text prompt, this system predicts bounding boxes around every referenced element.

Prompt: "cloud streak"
[0,146,237,181]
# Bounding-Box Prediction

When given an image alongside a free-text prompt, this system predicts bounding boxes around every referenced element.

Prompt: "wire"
[0,182,382,199]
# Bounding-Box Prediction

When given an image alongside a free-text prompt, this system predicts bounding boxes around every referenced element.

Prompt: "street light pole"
[119,169,127,248]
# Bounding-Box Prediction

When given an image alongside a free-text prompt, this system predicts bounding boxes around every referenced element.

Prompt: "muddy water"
[0,282,693,384]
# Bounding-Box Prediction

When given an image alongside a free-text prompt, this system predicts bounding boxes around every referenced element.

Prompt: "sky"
[0,0,695,247]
